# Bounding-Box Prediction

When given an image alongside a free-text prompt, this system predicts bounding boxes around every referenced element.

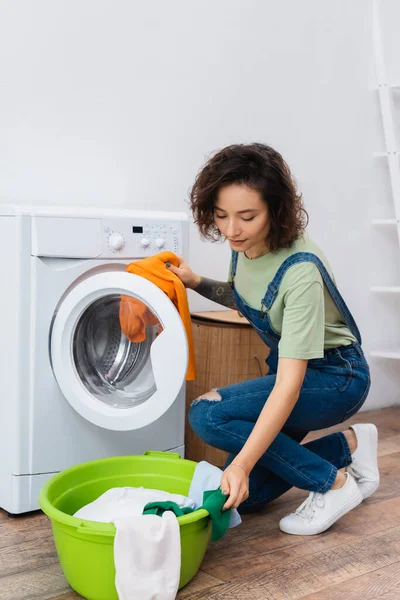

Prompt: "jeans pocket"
[340,374,371,423]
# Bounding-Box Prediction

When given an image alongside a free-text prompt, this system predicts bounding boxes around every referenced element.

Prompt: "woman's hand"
[220,464,249,510]
[166,255,201,289]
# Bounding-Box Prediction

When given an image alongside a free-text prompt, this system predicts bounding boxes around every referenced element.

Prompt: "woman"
[167,143,378,535]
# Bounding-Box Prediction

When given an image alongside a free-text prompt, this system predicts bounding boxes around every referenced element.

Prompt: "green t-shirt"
[229,235,357,360]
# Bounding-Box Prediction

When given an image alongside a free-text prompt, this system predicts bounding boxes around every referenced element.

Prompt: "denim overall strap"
[260,252,362,344]
[230,250,239,280]
[230,250,279,372]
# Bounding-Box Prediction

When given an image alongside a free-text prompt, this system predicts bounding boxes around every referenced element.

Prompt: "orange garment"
[120,251,196,381]
[119,296,160,343]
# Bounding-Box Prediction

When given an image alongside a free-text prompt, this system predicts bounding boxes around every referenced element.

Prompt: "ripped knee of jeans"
[191,388,221,407]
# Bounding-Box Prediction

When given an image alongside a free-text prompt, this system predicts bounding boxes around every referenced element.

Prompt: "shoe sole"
[359,480,380,499]
[279,489,363,536]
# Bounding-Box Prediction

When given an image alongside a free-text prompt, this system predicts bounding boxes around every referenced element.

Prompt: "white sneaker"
[279,472,363,535]
[347,423,379,499]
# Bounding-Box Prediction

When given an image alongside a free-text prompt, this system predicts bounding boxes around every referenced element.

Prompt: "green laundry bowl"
[39,451,212,600]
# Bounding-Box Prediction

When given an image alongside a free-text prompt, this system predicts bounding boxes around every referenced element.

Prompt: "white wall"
[0,0,399,410]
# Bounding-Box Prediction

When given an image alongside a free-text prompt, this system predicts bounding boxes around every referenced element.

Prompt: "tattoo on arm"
[194,278,236,309]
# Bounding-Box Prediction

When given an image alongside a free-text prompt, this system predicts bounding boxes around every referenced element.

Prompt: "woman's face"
[214,184,270,256]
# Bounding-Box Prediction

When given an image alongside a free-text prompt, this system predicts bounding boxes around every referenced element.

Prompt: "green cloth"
[229,234,356,360]
[142,488,231,542]
[142,501,193,518]
[202,488,231,542]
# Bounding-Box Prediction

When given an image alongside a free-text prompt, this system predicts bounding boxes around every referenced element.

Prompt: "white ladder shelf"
[371,0,400,359]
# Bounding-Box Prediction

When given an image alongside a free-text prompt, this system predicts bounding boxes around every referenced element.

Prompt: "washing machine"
[0,205,190,514]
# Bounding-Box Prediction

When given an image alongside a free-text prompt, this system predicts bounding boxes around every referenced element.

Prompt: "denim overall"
[189,251,371,510]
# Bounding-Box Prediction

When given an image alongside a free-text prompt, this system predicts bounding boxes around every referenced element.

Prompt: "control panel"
[30,213,188,259]
[101,218,184,258]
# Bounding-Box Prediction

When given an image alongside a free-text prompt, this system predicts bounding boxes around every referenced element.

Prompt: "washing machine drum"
[73,294,157,408]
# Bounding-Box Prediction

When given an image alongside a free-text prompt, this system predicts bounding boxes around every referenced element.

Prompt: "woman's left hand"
[220,464,249,510]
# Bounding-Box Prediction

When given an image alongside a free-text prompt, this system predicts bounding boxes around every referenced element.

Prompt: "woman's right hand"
[166,255,201,289]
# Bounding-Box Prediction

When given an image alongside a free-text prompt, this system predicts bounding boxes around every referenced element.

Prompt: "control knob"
[108,232,125,251]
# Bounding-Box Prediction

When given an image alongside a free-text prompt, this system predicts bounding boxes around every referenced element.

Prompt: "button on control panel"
[140,237,150,248]
[102,218,184,257]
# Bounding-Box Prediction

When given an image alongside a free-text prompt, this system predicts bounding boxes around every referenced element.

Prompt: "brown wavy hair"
[189,143,308,252]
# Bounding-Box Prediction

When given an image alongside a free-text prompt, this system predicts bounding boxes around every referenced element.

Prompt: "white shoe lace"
[295,492,325,522]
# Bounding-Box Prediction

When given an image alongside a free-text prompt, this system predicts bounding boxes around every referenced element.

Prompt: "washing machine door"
[51,272,188,431]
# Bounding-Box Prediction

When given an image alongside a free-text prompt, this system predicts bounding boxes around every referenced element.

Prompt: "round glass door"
[51,272,188,431]
[73,294,162,408]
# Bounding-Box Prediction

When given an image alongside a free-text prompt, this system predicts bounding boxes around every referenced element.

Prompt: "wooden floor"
[1,407,400,600]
